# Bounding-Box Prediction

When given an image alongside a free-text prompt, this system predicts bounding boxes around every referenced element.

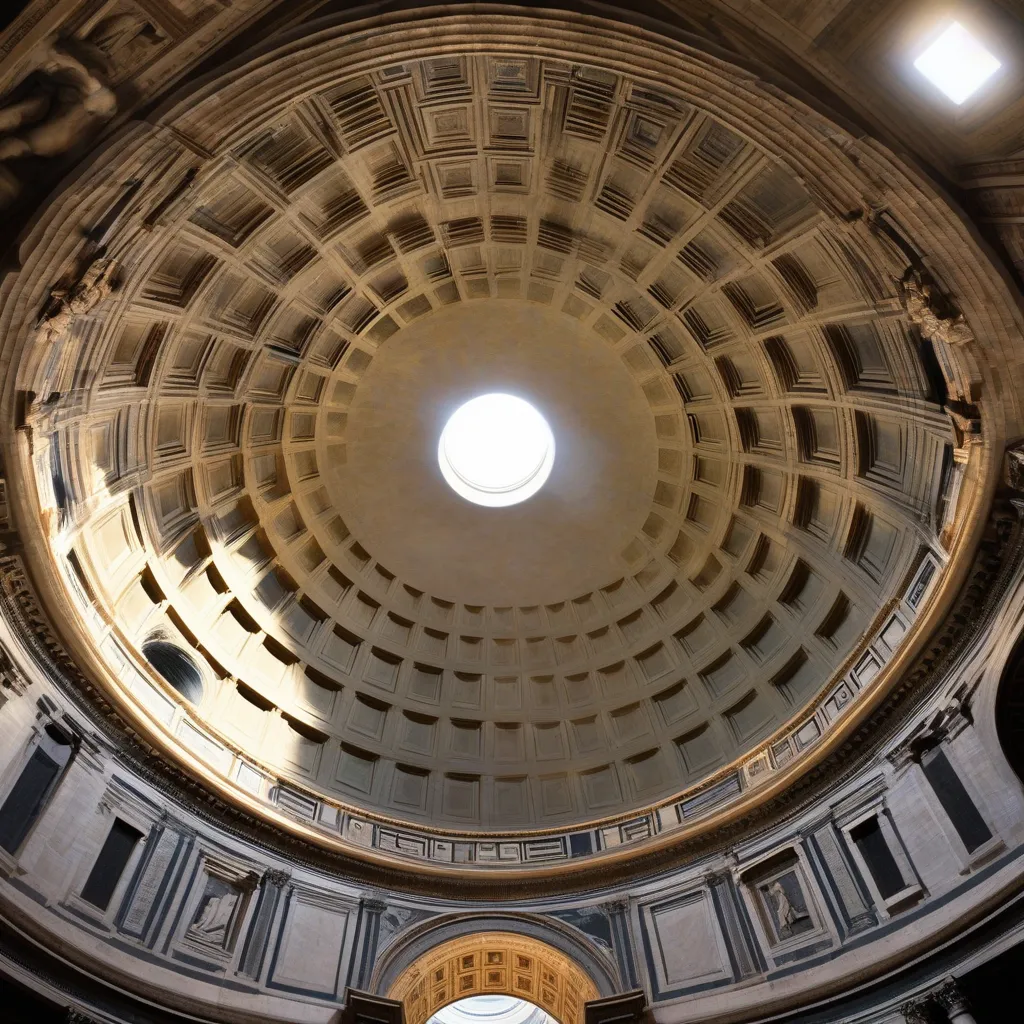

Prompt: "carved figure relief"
[187,877,240,947]
[901,269,975,347]
[758,871,812,941]
[377,905,433,953]
[0,40,118,206]
[899,268,981,465]
[33,258,119,348]
[549,906,615,953]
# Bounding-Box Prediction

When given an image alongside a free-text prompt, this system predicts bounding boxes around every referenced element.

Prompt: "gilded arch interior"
[386,931,601,1024]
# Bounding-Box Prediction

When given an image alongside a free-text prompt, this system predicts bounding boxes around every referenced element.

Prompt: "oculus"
[429,997,556,1024]
[914,22,1000,105]
[438,393,555,507]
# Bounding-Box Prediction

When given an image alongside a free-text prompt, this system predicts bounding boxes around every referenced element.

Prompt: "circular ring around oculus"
[437,394,555,507]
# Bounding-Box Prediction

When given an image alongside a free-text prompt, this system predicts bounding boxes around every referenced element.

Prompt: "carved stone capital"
[899,998,932,1024]
[603,897,630,915]
[935,980,970,1018]
[362,894,388,914]
[167,818,197,841]
[262,868,291,889]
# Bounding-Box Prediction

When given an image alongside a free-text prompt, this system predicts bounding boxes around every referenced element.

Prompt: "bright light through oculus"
[438,394,554,507]
[914,22,1001,105]
[428,996,558,1024]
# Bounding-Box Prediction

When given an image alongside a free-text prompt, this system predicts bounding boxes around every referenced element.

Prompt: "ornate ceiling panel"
[386,931,600,1024]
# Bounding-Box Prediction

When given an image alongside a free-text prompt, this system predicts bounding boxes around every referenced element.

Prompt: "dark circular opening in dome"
[996,634,1024,785]
[143,641,204,704]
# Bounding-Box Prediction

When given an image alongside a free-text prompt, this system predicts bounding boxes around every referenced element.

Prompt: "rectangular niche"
[738,847,829,965]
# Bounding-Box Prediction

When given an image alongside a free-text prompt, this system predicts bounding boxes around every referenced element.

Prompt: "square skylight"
[914,22,1001,105]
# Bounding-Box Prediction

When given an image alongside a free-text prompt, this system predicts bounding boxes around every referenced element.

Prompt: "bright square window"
[913,22,1001,105]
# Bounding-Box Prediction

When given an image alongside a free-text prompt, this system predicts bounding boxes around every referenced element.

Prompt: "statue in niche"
[901,268,975,347]
[32,258,119,347]
[188,878,240,946]
[0,39,117,206]
[761,874,811,940]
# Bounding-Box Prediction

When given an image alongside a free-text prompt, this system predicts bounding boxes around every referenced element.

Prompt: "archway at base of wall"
[385,932,602,1024]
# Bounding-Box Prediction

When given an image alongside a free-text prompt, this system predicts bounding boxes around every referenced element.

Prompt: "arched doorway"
[386,932,601,1024]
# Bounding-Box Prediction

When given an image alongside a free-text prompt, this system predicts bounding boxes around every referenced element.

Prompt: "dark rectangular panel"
[81,818,144,910]
[850,817,903,899]
[0,749,59,853]
[922,749,993,853]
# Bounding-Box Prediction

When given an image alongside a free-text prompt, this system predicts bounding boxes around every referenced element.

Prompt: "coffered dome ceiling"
[3,9,1007,867]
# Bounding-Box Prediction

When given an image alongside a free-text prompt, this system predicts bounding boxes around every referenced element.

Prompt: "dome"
[3,10,997,851]
[2,4,1024,1022]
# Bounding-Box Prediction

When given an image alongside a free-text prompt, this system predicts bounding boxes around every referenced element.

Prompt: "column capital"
[899,997,932,1024]
[935,979,970,1017]
[702,869,731,888]
[361,892,388,914]
[603,897,630,915]
[263,868,291,888]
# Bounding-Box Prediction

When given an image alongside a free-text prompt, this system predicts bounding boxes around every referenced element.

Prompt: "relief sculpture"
[760,873,812,941]
[190,890,239,943]
[32,257,119,348]
[901,269,975,348]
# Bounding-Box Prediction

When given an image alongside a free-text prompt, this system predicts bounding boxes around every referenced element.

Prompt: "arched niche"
[995,632,1024,785]
[382,929,604,1024]
[142,640,204,704]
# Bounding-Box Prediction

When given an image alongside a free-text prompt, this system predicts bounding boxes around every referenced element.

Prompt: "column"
[936,980,977,1024]
[604,898,639,990]
[807,821,876,935]
[115,814,193,945]
[705,870,765,979]
[354,894,388,990]
[237,868,291,981]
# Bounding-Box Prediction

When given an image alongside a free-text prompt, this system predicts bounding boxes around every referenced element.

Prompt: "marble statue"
[0,40,117,206]
[190,890,238,943]
[33,258,119,347]
[765,878,809,938]
[901,269,975,347]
